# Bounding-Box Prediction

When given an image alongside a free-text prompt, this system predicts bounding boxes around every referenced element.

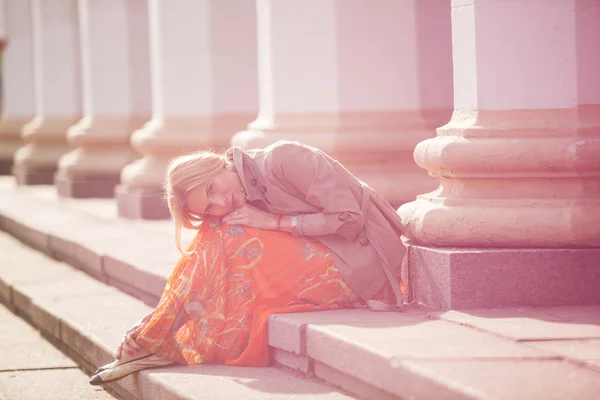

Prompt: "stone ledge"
[404,359,600,400]
[314,362,398,400]
[267,310,593,399]
[271,347,312,374]
[436,308,600,341]
[0,180,176,304]
[410,245,600,309]
[138,364,351,400]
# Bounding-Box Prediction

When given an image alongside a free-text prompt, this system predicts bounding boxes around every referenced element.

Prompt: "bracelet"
[290,215,299,236]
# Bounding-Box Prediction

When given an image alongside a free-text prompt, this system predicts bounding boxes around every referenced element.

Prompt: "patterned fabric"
[135,219,374,367]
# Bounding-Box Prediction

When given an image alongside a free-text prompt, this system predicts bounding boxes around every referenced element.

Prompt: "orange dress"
[135,219,388,367]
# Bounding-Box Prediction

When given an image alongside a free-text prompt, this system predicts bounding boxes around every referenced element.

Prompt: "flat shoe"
[93,350,153,375]
[89,355,173,386]
[94,360,116,375]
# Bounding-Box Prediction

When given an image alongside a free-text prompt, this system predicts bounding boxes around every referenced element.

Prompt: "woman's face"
[185,169,247,218]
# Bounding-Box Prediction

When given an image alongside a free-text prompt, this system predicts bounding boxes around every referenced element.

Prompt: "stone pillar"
[55,0,151,198]
[399,0,600,309]
[231,0,453,207]
[116,0,258,219]
[12,0,76,185]
[0,0,34,176]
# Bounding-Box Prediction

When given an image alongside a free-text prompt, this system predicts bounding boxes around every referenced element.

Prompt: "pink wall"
[3,0,35,118]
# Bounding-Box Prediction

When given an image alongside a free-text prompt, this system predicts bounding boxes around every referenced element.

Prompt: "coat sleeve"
[268,142,364,240]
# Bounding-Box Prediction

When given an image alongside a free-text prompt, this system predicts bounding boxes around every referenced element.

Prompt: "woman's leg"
[96,220,365,380]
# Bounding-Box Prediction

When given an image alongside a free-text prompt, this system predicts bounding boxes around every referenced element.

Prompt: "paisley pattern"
[135,219,369,367]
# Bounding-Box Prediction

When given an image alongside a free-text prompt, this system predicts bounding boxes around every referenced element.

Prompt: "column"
[398,0,600,309]
[55,0,151,198]
[116,0,258,219]
[0,0,34,176]
[231,0,453,206]
[11,0,77,185]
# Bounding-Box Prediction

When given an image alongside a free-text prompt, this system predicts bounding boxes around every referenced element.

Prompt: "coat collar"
[228,146,267,203]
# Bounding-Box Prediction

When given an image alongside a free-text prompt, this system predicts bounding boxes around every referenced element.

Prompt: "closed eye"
[204,182,214,215]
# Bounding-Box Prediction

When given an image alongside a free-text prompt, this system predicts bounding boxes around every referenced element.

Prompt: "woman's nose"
[213,195,227,207]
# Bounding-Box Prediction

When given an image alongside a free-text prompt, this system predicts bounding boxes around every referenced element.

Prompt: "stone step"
[0,232,354,400]
[2,178,600,399]
[0,180,178,307]
[0,303,117,400]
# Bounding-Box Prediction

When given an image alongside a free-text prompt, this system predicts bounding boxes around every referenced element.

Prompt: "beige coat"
[229,141,406,308]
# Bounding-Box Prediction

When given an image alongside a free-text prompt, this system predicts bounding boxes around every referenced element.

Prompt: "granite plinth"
[55,172,120,198]
[13,165,56,185]
[0,159,12,175]
[411,246,600,310]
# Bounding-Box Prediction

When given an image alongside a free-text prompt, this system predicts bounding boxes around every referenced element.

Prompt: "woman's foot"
[89,350,174,386]
[93,361,116,375]
[93,346,149,375]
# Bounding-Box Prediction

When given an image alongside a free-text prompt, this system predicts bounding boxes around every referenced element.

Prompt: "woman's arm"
[268,142,365,240]
[223,142,366,238]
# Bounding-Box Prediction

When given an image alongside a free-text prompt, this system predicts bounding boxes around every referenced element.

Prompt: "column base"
[410,246,600,310]
[0,117,28,176]
[13,165,57,185]
[401,107,600,247]
[55,172,120,198]
[115,185,170,220]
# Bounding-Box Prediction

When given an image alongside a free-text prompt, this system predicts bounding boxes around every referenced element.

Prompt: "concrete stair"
[2,177,600,400]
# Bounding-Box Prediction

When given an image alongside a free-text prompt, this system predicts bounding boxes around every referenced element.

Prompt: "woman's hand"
[115,313,151,359]
[116,325,142,359]
[221,204,279,230]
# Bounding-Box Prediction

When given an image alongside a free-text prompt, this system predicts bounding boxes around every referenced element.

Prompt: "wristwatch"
[290,215,299,236]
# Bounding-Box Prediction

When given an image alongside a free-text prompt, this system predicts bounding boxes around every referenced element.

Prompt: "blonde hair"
[164,150,227,253]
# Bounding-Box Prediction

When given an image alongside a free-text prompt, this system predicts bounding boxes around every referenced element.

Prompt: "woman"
[89,140,407,385]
